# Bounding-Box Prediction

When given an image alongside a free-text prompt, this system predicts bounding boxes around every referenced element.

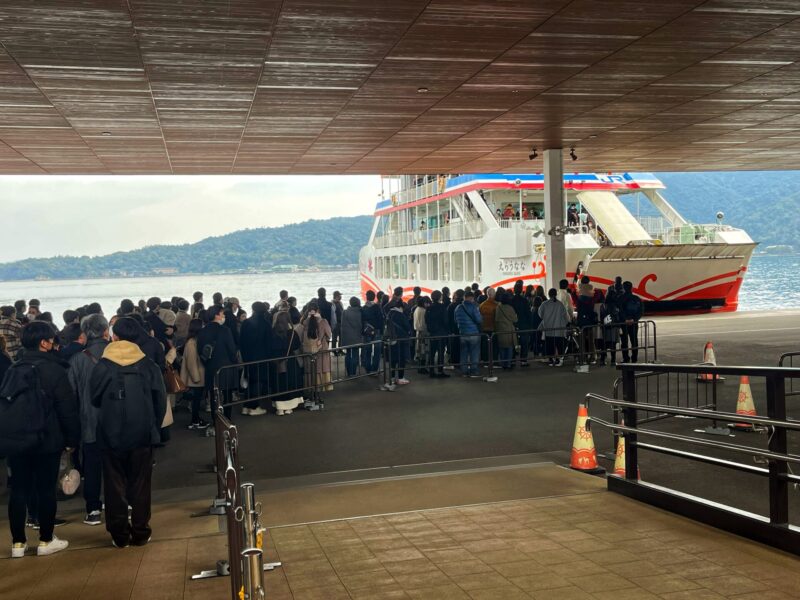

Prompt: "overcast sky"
[0,175,383,262]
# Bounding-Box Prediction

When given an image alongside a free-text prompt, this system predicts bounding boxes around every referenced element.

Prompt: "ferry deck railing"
[586,363,800,556]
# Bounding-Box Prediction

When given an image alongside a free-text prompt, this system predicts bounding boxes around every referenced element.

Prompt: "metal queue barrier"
[585,362,800,556]
[778,351,800,397]
[191,399,282,598]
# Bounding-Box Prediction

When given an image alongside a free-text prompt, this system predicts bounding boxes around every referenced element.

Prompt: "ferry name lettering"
[498,259,525,273]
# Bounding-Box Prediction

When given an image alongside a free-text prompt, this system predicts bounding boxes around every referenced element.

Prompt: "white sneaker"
[276,409,285,416]
[241,407,251,415]
[396,378,410,385]
[37,536,68,556]
[11,543,27,558]
[285,409,293,415]
[247,407,267,416]
[555,358,564,367]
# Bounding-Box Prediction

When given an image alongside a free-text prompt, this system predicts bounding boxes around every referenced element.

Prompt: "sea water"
[0,255,796,324]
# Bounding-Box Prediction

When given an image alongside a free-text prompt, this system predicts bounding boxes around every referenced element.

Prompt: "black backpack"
[0,362,49,456]
[97,360,155,451]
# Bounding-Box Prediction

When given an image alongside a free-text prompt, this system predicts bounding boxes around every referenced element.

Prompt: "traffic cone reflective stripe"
[613,433,641,480]
[570,404,603,473]
[733,375,757,430]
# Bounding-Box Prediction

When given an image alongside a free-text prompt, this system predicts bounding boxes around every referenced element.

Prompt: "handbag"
[161,399,174,428]
[164,364,188,394]
[59,452,81,496]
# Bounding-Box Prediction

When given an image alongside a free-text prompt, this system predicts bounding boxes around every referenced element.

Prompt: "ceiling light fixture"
[417,87,429,93]
[528,147,538,160]
[101,131,112,136]
[570,148,577,161]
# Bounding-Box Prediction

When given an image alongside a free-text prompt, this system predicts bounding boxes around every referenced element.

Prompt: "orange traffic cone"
[697,341,722,382]
[570,404,604,474]
[613,432,640,480]
[731,375,758,431]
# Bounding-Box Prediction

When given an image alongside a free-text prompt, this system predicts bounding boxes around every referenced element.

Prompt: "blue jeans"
[460,334,481,375]
[361,335,382,373]
[499,347,513,368]
[345,347,360,376]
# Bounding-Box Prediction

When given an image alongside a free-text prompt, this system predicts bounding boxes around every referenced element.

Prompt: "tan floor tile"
[467,586,532,600]
[438,559,494,577]
[569,572,636,593]
[530,548,583,565]
[590,548,641,565]
[291,584,351,600]
[548,560,608,577]
[478,549,532,565]
[338,567,397,591]
[730,591,796,600]
[658,591,726,600]
[627,574,701,594]
[508,573,571,592]
[529,586,590,600]
[590,589,660,600]
[375,547,426,563]
[423,548,475,563]
[350,588,410,600]
[693,574,768,595]
[665,560,729,580]
[603,560,669,579]
[490,560,540,578]
[406,584,471,599]
[453,571,510,591]
[332,558,386,575]
[286,572,344,592]
[383,558,440,577]
[397,568,453,590]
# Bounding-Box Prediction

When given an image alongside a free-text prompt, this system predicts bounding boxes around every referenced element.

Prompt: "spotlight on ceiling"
[528,147,538,161]
[569,148,577,161]
[417,87,429,93]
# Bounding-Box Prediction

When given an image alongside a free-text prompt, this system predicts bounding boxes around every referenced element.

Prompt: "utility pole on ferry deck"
[544,149,566,291]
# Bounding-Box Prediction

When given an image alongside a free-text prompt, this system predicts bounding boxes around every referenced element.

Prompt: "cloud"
[0,175,382,262]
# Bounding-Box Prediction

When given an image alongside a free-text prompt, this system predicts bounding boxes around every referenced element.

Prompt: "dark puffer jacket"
[18,350,80,454]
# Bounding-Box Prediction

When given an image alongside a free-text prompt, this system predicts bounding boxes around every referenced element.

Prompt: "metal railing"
[191,408,282,599]
[778,351,800,397]
[586,362,800,555]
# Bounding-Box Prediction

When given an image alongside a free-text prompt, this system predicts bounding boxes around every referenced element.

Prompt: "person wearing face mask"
[195,306,239,419]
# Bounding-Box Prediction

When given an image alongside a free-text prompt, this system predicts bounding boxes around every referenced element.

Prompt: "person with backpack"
[67,314,110,527]
[575,284,598,364]
[196,305,239,419]
[88,317,166,548]
[2,321,80,558]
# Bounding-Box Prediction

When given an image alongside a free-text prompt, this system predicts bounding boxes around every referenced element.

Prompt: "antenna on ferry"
[716,211,724,225]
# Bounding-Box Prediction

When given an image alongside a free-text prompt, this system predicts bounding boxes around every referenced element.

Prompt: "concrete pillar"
[544,148,566,291]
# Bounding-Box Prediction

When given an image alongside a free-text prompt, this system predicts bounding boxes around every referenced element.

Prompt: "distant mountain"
[654,171,799,249]
[0,216,374,281]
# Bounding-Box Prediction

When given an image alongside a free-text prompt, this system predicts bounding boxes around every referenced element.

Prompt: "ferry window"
[452,252,463,282]
[476,250,482,278]
[392,256,399,279]
[420,253,428,279]
[465,250,474,281]
[400,255,407,278]
[408,255,417,280]
[439,252,450,282]
[376,257,382,278]
[429,253,438,280]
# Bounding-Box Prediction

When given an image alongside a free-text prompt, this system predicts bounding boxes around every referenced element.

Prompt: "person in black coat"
[6,321,80,556]
[425,290,450,377]
[511,281,533,367]
[316,288,333,325]
[196,306,238,418]
[145,297,167,346]
[446,289,464,367]
[238,302,272,415]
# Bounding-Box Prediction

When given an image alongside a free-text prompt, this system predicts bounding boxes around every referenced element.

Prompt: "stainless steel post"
[241,548,265,600]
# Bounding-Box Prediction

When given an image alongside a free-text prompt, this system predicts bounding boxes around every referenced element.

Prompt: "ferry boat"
[358,173,757,314]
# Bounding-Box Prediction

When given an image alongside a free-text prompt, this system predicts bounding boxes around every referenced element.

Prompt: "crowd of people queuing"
[0,278,642,559]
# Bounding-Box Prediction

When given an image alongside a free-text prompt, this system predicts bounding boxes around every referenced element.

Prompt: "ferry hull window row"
[376,251,482,282]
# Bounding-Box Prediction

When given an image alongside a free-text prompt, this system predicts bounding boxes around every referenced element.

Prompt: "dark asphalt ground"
[2,309,799,523]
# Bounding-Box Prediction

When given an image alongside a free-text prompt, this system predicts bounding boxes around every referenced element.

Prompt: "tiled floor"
[1,465,798,599]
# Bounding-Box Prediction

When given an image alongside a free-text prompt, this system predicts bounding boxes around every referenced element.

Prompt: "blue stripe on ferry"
[445,172,662,190]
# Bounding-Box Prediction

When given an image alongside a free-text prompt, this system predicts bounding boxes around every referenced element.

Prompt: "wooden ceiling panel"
[0,1,799,173]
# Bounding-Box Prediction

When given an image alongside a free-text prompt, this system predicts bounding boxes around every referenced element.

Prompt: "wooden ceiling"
[1,0,800,174]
